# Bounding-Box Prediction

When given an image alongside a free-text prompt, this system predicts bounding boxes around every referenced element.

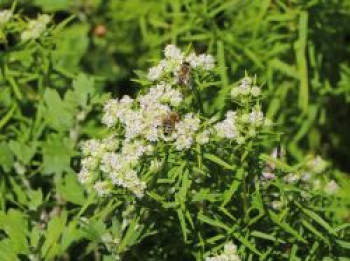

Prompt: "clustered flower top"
[0,9,13,26]
[21,14,50,41]
[206,242,241,261]
[0,9,50,40]
[78,45,270,198]
[147,44,215,83]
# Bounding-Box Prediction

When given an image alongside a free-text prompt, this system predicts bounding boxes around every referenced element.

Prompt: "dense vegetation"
[0,1,349,260]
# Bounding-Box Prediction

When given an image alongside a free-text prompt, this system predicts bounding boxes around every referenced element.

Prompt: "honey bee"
[177,61,191,86]
[161,112,180,136]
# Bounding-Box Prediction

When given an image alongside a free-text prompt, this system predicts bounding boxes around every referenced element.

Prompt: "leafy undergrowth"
[0,2,349,261]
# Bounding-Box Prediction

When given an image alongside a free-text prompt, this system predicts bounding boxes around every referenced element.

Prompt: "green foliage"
[0,0,349,260]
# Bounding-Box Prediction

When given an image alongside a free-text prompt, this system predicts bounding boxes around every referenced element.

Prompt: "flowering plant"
[78,45,349,260]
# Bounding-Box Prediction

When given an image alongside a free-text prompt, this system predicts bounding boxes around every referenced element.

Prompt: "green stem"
[191,81,204,114]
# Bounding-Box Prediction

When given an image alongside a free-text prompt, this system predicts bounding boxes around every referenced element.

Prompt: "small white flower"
[264,118,273,127]
[81,156,99,170]
[240,114,250,124]
[236,136,245,144]
[249,108,264,126]
[102,135,119,151]
[231,87,240,98]
[0,10,12,26]
[206,242,241,261]
[262,171,275,180]
[283,173,299,184]
[301,172,312,181]
[14,162,26,175]
[170,94,183,107]
[324,180,339,195]
[241,76,253,86]
[94,181,110,196]
[271,200,283,210]
[250,86,261,96]
[150,159,162,172]
[164,44,183,61]
[197,54,215,70]
[174,113,201,150]
[147,64,164,81]
[21,14,50,41]
[307,155,328,174]
[224,242,238,255]
[81,139,101,156]
[214,111,237,139]
[196,130,210,144]
[78,169,93,185]
[38,14,50,24]
[239,84,251,96]
[186,52,200,68]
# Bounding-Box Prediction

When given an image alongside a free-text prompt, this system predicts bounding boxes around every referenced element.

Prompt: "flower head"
[21,14,50,41]
[0,10,12,26]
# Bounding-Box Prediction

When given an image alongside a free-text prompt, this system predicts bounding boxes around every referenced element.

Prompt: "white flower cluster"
[266,155,340,196]
[78,135,150,198]
[102,80,204,149]
[21,14,50,41]
[247,106,265,127]
[147,44,215,83]
[80,77,207,197]
[0,10,12,26]
[231,76,261,98]
[324,180,339,195]
[173,113,201,150]
[213,105,269,142]
[214,111,237,139]
[79,45,270,199]
[206,242,241,261]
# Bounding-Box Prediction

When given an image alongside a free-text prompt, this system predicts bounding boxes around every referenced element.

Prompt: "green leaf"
[269,59,299,79]
[57,172,85,205]
[9,140,37,165]
[0,239,19,261]
[53,24,90,71]
[0,104,16,130]
[259,154,294,172]
[250,230,285,243]
[42,211,67,260]
[8,177,28,206]
[118,217,141,252]
[34,0,70,11]
[192,189,220,203]
[295,11,309,113]
[197,213,230,231]
[232,232,262,256]
[178,169,190,204]
[301,220,328,243]
[296,202,335,235]
[204,153,236,171]
[336,239,350,250]
[269,210,307,243]
[177,209,189,242]
[71,73,95,107]
[43,89,74,131]
[221,168,245,207]
[28,189,43,210]
[42,134,75,175]
[0,209,29,254]
[0,142,14,172]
